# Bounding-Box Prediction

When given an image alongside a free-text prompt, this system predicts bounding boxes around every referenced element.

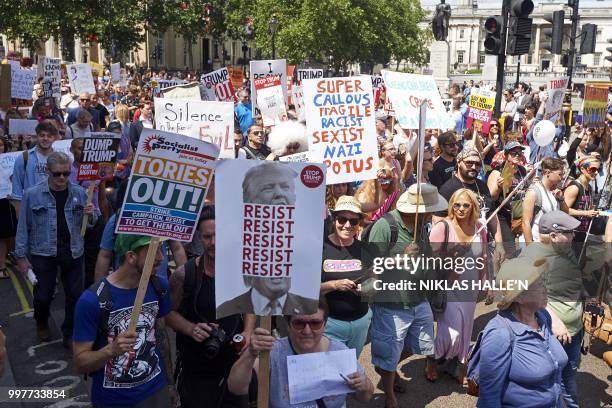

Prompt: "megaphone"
[532,120,556,147]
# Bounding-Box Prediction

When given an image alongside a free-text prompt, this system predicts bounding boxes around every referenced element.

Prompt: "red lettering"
[244,204,253,217]
[243,218,253,232]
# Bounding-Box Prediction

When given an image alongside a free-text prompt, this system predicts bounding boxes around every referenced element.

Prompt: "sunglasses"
[508,150,523,157]
[336,216,360,226]
[289,319,325,331]
[453,203,471,210]
[79,98,89,102]
[462,161,482,168]
[252,130,264,135]
[490,123,499,128]
[51,171,71,178]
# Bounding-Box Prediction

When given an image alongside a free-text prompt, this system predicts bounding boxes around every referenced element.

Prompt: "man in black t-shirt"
[430,131,458,188]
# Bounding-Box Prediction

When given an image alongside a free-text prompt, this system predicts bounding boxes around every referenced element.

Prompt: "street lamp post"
[268,15,278,59]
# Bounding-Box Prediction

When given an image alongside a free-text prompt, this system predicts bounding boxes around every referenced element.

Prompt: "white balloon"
[532,120,556,147]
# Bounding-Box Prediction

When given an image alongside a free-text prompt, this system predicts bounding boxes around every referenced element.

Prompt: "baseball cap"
[114,234,166,258]
[538,210,581,234]
[504,141,526,153]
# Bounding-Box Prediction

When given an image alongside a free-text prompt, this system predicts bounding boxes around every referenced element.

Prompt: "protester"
[500,89,517,133]
[233,126,244,158]
[73,234,175,407]
[430,188,487,384]
[475,257,567,408]
[167,206,255,408]
[355,162,402,222]
[429,131,458,188]
[237,124,272,160]
[480,119,503,173]
[65,109,94,139]
[91,93,110,130]
[227,299,375,407]
[15,152,97,345]
[0,136,17,279]
[66,92,100,130]
[405,145,434,187]
[366,184,447,407]
[265,120,308,160]
[235,89,254,135]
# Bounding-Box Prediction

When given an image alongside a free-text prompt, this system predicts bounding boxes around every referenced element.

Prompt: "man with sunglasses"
[430,131,458,189]
[237,124,272,160]
[66,92,101,131]
[15,152,98,345]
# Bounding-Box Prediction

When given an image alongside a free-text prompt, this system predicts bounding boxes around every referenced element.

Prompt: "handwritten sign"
[66,63,96,95]
[115,128,219,241]
[254,75,288,127]
[228,67,245,91]
[9,119,38,135]
[154,98,235,159]
[77,133,121,181]
[544,77,568,122]
[41,57,61,99]
[381,71,453,129]
[201,67,235,102]
[110,63,121,84]
[250,59,288,115]
[303,77,378,184]
[161,82,202,101]
[296,69,323,85]
[583,86,608,127]
[0,152,21,199]
[292,85,306,122]
[152,79,186,98]
[467,90,495,133]
[11,68,36,100]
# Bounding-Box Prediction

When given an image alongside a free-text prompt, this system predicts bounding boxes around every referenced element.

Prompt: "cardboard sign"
[254,75,288,127]
[110,63,121,84]
[296,69,323,85]
[154,98,235,159]
[381,71,453,129]
[115,128,219,241]
[544,77,568,122]
[77,133,121,181]
[279,151,310,163]
[41,57,61,99]
[292,85,306,122]
[152,79,186,98]
[66,63,96,95]
[467,91,495,133]
[52,139,74,161]
[228,67,245,91]
[161,82,202,101]
[303,77,378,184]
[9,119,38,135]
[201,67,236,102]
[583,86,608,128]
[214,160,325,318]
[11,68,35,100]
[370,75,386,111]
[250,59,288,115]
[0,152,21,199]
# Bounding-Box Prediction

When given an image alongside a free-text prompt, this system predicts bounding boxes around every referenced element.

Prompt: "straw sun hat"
[396,183,448,214]
[332,196,364,216]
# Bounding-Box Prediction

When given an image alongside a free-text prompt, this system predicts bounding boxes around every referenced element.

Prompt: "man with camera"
[167,206,255,408]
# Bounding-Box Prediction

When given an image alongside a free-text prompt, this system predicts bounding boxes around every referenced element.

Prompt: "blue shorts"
[370,302,434,372]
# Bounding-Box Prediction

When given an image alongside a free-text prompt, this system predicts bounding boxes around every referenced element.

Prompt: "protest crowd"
[0,56,611,408]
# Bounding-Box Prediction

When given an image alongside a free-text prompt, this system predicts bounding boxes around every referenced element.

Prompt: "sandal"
[0,268,9,279]
[393,372,406,393]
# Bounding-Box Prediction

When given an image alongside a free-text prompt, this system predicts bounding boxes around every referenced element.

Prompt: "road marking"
[35,360,69,375]
[7,267,32,315]
[27,339,62,357]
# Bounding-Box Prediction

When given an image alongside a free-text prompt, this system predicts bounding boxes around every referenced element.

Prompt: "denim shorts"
[370,302,434,372]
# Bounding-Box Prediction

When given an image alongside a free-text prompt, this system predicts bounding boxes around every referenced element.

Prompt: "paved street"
[1,260,611,408]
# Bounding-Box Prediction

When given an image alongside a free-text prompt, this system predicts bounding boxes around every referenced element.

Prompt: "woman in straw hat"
[429,188,488,384]
[320,196,371,357]
[474,257,568,408]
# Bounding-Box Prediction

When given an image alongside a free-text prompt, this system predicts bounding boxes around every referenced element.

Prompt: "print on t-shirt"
[104,301,160,389]
[323,259,362,273]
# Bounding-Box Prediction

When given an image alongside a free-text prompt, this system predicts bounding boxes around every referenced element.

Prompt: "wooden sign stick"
[128,237,161,332]
[81,183,96,236]
[257,316,272,408]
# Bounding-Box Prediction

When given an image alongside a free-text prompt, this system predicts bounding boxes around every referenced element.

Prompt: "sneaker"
[36,321,50,342]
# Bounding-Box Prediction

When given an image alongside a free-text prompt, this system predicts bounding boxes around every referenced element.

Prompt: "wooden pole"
[413,101,428,242]
[81,183,96,236]
[257,316,272,408]
[128,237,161,332]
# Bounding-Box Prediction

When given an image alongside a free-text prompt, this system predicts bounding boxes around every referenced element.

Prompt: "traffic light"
[484,16,504,55]
[606,38,612,63]
[506,0,534,55]
[579,23,597,54]
[542,10,564,55]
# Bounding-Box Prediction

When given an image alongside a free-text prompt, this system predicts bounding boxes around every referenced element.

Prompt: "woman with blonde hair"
[355,161,403,222]
[429,188,488,383]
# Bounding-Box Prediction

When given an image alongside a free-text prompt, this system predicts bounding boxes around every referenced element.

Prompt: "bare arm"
[169,240,187,269]
[563,185,580,216]
[487,170,502,201]
[94,249,113,281]
[155,318,174,385]
[73,330,137,374]
[522,189,536,243]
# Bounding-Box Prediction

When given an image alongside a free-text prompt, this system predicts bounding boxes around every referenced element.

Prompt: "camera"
[585,302,605,318]
[202,326,226,359]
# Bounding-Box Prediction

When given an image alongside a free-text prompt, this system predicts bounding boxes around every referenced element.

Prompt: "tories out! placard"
[77,133,121,182]
[115,129,219,242]
[302,77,378,184]
[214,160,325,318]
[154,98,235,159]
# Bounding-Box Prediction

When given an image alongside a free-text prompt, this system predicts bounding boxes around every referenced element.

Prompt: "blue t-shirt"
[73,278,171,406]
[100,214,169,276]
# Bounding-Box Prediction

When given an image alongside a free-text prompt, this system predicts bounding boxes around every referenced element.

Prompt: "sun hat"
[496,257,548,309]
[396,183,448,214]
[332,195,364,216]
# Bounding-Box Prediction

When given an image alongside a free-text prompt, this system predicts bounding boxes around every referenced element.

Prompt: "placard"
[11,68,36,100]
[110,62,121,84]
[41,57,61,99]
[296,69,323,85]
[228,67,245,91]
[254,75,288,127]
[466,90,495,133]
[66,63,96,95]
[214,160,325,318]
[0,152,21,199]
[9,119,38,135]
[161,82,202,101]
[77,133,121,181]
[115,128,219,241]
[544,76,568,122]
[303,77,378,184]
[152,79,186,98]
[201,67,235,102]
[292,85,306,122]
[583,85,608,128]
[381,71,453,129]
[52,139,74,161]
[250,59,288,115]
[154,98,235,159]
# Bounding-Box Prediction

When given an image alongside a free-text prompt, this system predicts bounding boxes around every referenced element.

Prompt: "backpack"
[360,212,399,253]
[466,315,515,396]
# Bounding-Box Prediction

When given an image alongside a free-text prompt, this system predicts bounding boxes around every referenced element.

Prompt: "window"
[593,53,601,66]
[479,53,485,64]
[576,55,582,65]
[527,54,532,64]
[457,50,465,64]
[459,29,465,39]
